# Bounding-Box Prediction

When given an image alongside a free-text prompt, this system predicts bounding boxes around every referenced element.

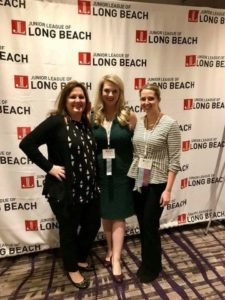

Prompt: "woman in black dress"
[91,74,136,283]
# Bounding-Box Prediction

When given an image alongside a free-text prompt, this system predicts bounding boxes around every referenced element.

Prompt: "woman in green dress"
[91,74,136,283]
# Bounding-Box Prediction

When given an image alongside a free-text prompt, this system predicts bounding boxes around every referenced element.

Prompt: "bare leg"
[112,219,125,275]
[102,218,113,260]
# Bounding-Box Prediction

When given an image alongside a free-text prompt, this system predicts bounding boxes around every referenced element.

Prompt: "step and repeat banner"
[0,0,225,257]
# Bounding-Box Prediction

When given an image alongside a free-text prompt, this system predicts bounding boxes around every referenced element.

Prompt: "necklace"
[103,118,113,128]
[104,111,116,122]
[145,112,162,130]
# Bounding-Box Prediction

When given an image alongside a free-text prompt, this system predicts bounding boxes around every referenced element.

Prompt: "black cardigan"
[19,115,75,206]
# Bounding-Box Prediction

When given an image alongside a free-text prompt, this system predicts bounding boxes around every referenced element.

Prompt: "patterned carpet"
[1,221,225,300]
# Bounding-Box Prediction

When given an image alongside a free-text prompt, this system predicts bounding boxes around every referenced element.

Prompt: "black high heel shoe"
[104,256,112,268]
[66,272,90,289]
[112,272,124,283]
[111,258,124,283]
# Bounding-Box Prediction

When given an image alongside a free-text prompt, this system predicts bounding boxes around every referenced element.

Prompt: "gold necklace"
[104,111,116,122]
[145,112,162,130]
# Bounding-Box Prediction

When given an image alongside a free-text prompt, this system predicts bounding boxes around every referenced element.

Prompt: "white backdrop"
[0,0,225,258]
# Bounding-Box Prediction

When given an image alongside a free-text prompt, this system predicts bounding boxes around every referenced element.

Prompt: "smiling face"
[65,87,86,120]
[140,89,160,113]
[101,80,120,109]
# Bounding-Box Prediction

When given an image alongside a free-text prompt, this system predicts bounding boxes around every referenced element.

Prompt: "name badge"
[138,158,152,170]
[103,149,115,159]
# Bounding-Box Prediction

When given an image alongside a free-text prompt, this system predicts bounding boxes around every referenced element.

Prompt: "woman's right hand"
[49,165,66,181]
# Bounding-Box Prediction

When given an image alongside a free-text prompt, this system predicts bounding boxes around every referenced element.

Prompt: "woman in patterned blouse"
[128,83,181,283]
[19,81,100,289]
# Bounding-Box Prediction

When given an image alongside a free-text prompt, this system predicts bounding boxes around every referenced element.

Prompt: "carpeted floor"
[1,221,225,300]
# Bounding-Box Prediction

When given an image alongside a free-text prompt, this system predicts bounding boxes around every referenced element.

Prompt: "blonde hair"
[93,74,130,126]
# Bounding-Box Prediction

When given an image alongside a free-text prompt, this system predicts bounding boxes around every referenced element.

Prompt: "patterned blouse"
[127,114,181,185]
[66,119,98,203]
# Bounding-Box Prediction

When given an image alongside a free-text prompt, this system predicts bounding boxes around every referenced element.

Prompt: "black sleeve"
[19,115,61,173]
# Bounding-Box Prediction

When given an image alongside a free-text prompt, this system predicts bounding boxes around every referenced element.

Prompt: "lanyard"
[104,119,113,148]
[103,119,114,176]
[143,113,161,158]
[143,130,151,158]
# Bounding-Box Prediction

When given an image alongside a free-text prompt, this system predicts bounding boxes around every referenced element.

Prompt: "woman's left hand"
[160,190,171,207]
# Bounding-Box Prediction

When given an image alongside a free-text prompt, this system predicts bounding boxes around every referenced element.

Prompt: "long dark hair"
[50,80,91,127]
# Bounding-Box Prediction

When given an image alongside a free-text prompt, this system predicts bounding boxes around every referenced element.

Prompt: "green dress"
[92,119,134,219]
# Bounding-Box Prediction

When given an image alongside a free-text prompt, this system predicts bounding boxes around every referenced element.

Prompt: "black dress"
[92,119,134,219]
